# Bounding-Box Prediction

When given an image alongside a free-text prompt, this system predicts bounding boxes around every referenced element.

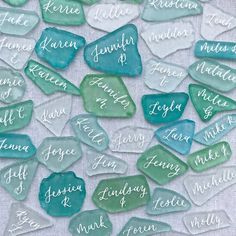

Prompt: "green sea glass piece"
[70,114,109,151]
[120,0,143,3]
[80,74,136,118]
[0,100,33,133]
[137,145,188,185]
[0,133,36,159]
[0,67,26,104]
[3,0,28,6]
[69,209,112,236]
[25,60,80,96]
[35,27,86,70]
[0,159,38,201]
[189,84,236,122]
[37,137,82,172]
[142,0,202,22]
[187,142,231,172]
[39,171,86,217]
[78,0,99,4]
[40,0,85,26]
[92,175,150,213]
[142,93,189,125]
[188,59,236,92]
[118,217,171,236]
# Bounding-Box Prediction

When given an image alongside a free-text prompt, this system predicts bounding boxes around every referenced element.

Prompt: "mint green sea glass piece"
[78,0,99,4]
[118,217,171,236]
[188,59,236,92]
[142,93,189,125]
[146,187,191,216]
[0,7,39,36]
[142,0,202,22]
[25,60,80,96]
[0,67,26,104]
[0,100,33,133]
[40,0,85,26]
[0,159,38,201]
[120,0,143,3]
[137,145,188,185]
[0,133,36,159]
[69,209,112,236]
[70,114,109,151]
[3,0,28,6]
[37,137,82,172]
[92,175,150,213]
[39,171,86,217]
[35,27,86,70]
[80,74,136,118]
[84,24,142,77]
[189,84,236,122]
[187,142,231,172]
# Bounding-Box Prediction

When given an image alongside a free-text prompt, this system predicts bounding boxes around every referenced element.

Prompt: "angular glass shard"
[3,0,28,6]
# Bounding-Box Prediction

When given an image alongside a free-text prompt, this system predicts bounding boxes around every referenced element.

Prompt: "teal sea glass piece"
[189,84,236,122]
[0,159,38,201]
[35,27,86,70]
[0,67,26,104]
[118,217,171,236]
[120,0,143,3]
[0,133,36,159]
[39,171,86,217]
[84,24,142,77]
[78,0,99,4]
[194,114,236,145]
[92,175,150,213]
[25,60,80,96]
[0,100,33,133]
[69,209,112,236]
[142,93,189,125]
[3,0,28,6]
[37,137,82,172]
[188,59,236,92]
[155,119,195,155]
[70,114,109,151]
[137,145,188,185]
[142,0,202,22]
[80,74,136,118]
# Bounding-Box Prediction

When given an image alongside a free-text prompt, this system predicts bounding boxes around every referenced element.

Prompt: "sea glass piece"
[0,35,35,70]
[0,100,33,133]
[70,114,109,151]
[120,0,143,3]
[25,60,80,96]
[194,114,236,145]
[37,137,82,172]
[144,59,187,92]
[0,133,36,159]
[187,142,231,173]
[87,4,140,32]
[146,187,191,215]
[189,84,236,122]
[188,59,236,92]
[92,175,150,213]
[78,0,99,4]
[35,95,72,136]
[142,93,189,125]
[40,0,85,26]
[0,159,38,201]
[141,22,194,58]
[118,217,171,236]
[155,119,195,155]
[0,7,39,36]
[39,171,86,217]
[35,27,86,70]
[0,67,26,104]
[3,0,28,7]
[69,209,112,236]
[86,148,127,176]
[184,166,236,206]
[183,210,231,235]
[201,4,236,40]
[158,232,190,236]
[4,202,52,236]
[110,126,153,153]
[80,74,136,118]
[142,0,202,22]
[137,145,188,185]
[84,24,142,77]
